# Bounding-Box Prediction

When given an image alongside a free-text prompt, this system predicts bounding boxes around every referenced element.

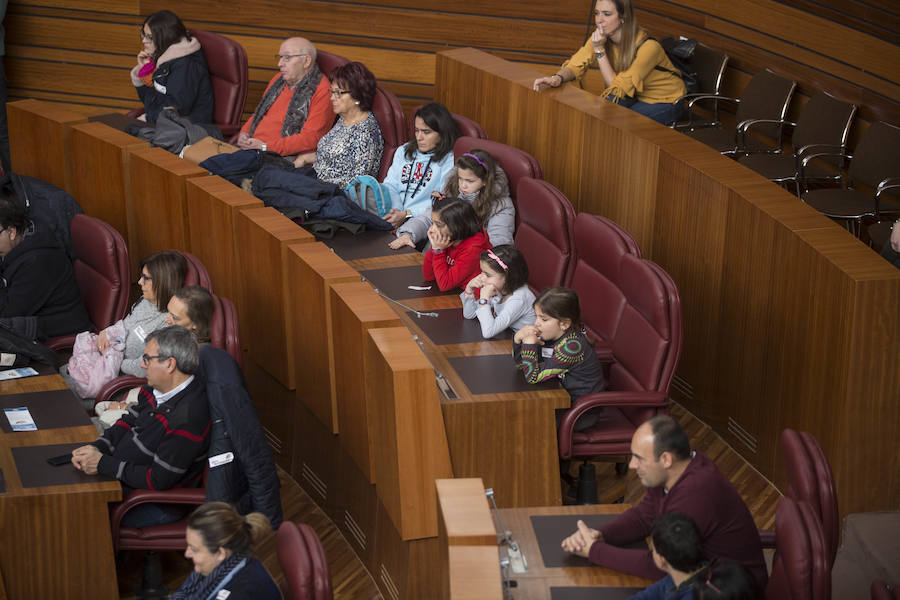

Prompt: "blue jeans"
[119,485,190,528]
[609,95,682,126]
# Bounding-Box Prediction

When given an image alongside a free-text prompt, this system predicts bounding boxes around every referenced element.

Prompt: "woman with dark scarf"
[171,502,281,600]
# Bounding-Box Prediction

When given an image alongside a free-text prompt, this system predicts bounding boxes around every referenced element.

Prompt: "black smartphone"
[46,454,73,467]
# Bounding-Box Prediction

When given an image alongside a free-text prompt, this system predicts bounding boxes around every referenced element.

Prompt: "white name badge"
[208,452,234,468]
[133,325,148,342]
[154,81,167,94]
[0,353,15,366]
[216,591,231,599]
[541,347,554,359]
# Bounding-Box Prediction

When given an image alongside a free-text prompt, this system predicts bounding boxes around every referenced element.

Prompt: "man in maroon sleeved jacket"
[561,415,767,592]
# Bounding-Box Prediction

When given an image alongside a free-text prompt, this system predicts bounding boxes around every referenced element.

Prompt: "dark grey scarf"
[248,64,323,138]
[170,553,247,600]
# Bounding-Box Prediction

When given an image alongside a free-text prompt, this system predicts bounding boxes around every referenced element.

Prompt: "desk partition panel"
[69,121,150,253]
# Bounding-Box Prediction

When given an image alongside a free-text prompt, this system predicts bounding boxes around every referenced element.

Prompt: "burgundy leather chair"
[180,251,214,293]
[316,49,349,78]
[513,177,576,294]
[276,521,333,600]
[191,30,249,137]
[408,104,488,140]
[45,214,130,351]
[453,136,543,228]
[371,84,408,180]
[127,30,249,137]
[565,213,642,359]
[558,254,682,460]
[780,429,840,568]
[766,497,830,600]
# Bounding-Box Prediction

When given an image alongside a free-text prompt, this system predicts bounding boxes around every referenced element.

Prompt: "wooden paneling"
[127,147,207,272]
[286,243,359,433]
[6,99,85,191]
[366,327,453,540]
[9,0,895,130]
[234,206,314,389]
[330,282,402,483]
[184,176,263,329]
[436,478,503,600]
[68,122,149,253]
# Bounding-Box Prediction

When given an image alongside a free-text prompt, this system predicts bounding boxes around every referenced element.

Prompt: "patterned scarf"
[170,553,247,600]
[248,64,323,138]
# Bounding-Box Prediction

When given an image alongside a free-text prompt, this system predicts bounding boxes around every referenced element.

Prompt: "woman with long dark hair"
[131,10,214,124]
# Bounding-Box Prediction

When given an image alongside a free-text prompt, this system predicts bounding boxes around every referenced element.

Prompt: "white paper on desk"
[4,407,37,431]
[0,367,38,381]
[408,285,432,291]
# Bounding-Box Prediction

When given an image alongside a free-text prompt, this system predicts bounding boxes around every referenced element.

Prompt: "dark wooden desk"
[0,375,121,599]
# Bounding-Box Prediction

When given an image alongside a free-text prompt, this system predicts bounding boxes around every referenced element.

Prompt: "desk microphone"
[486,487,528,574]
[367,284,439,318]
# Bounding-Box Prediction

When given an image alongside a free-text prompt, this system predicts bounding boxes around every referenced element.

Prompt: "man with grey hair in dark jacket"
[72,326,211,527]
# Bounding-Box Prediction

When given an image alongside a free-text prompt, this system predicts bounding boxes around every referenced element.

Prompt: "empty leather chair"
[454,136,543,227]
[45,214,130,351]
[316,49,349,79]
[513,177,575,294]
[780,429,840,568]
[766,497,830,600]
[127,30,249,137]
[802,121,900,236]
[565,213,641,358]
[371,85,408,181]
[408,104,488,140]
[277,521,333,600]
[683,69,796,155]
[671,41,729,130]
[558,254,682,460]
[739,91,857,196]
[190,29,249,137]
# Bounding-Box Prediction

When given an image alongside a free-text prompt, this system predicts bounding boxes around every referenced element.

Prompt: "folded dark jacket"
[251,165,392,231]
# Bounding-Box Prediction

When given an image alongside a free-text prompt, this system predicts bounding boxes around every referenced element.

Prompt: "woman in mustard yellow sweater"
[533,0,686,125]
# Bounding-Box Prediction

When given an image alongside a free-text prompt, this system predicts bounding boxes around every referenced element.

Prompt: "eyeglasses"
[138,273,152,282]
[329,88,350,97]
[275,53,307,62]
[141,354,169,365]
[139,29,152,41]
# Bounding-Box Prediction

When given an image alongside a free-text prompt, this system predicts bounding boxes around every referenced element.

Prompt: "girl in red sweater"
[422,195,491,291]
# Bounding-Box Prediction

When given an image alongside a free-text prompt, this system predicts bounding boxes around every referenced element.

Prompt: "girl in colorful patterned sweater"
[513,286,605,430]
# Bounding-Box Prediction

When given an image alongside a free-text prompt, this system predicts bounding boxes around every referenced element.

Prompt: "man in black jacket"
[73,326,211,527]
[0,195,90,340]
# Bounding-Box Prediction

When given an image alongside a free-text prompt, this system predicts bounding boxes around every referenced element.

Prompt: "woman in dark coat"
[131,10,214,125]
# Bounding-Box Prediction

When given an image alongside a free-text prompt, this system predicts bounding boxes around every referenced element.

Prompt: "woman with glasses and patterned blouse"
[292,61,384,188]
